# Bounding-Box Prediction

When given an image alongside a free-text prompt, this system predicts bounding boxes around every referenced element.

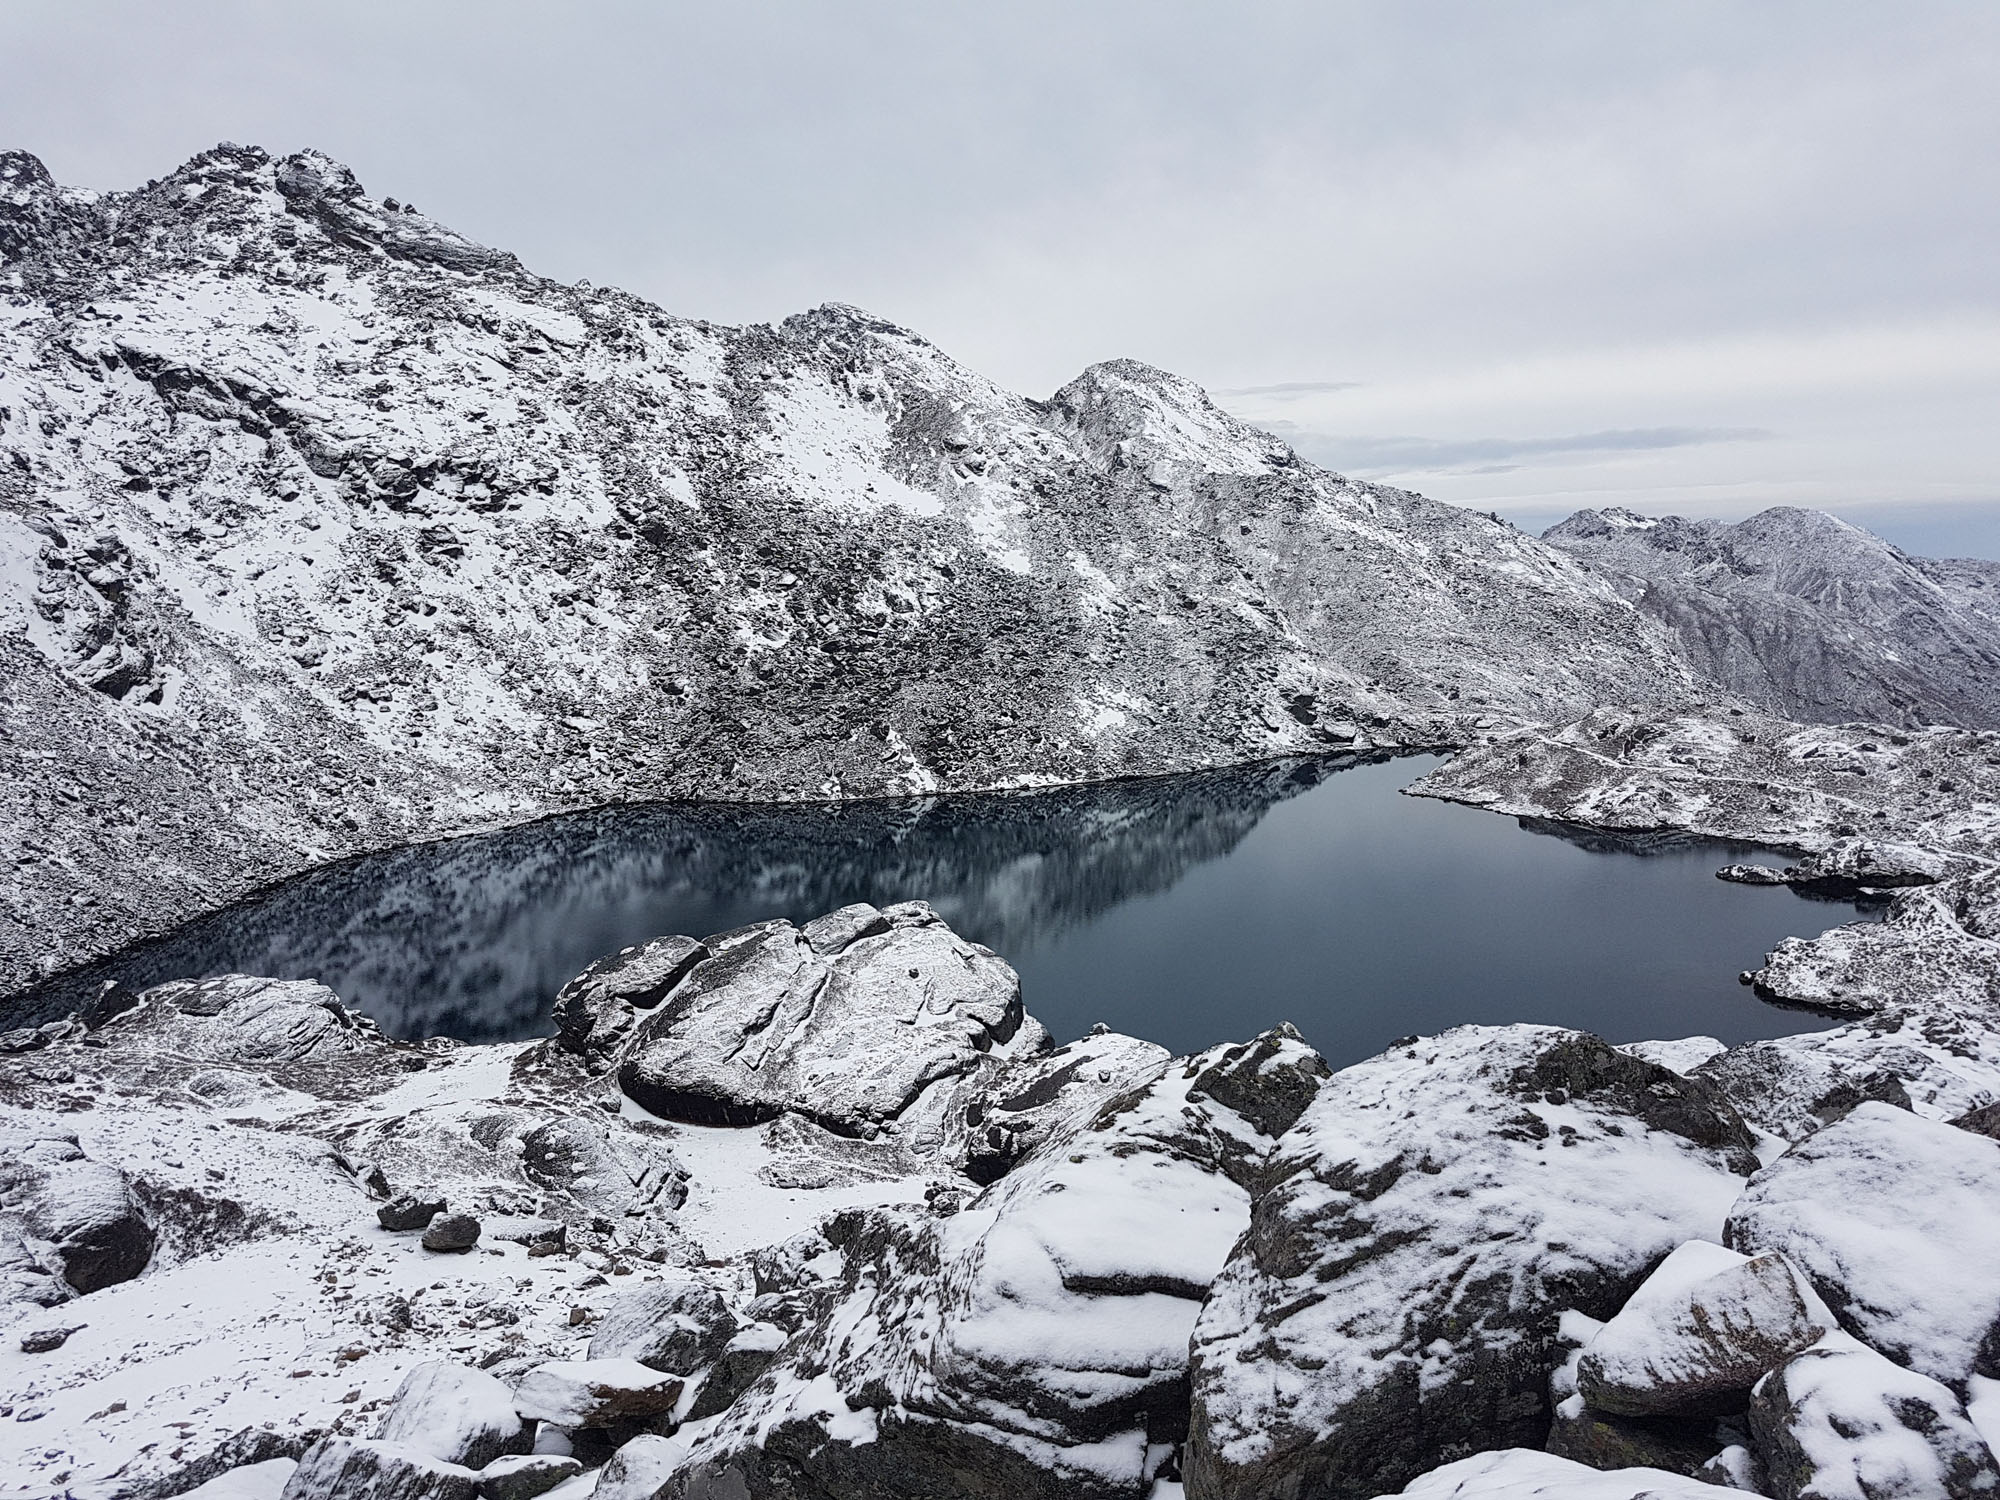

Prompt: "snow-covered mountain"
[1544,506,2000,730]
[0,143,1716,991]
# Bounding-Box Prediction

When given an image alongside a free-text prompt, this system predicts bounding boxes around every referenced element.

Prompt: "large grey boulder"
[551,934,710,1068]
[587,1279,740,1374]
[1576,1240,1832,1416]
[373,1362,528,1470]
[277,1438,476,1500]
[1725,1102,2000,1389]
[616,903,1045,1137]
[0,1124,154,1295]
[510,1358,684,1428]
[656,1026,1330,1500]
[1749,1335,2000,1500]
[1185,1026,1761,1500]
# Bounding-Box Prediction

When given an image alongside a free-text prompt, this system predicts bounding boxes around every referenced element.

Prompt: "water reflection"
[9,754,1876,1063]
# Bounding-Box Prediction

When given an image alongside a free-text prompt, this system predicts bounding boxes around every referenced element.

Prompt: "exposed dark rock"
[421,1213,481,1253]
[377,1194,446,1231]
[0,1123,154,1293]
[278,1436,477,1499]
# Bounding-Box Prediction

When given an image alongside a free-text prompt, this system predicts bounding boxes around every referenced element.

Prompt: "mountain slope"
[0,142,1711,991]
[1544,506,2000,730]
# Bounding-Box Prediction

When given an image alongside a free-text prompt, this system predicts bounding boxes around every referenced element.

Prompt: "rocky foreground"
[3,866,1998,1499]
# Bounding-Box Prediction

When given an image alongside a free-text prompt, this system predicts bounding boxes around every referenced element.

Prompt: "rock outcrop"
[1184,1026,1759,1500]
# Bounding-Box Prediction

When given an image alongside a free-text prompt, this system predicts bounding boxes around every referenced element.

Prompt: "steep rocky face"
[1545,506,2000,731]
[0,143,1710,995]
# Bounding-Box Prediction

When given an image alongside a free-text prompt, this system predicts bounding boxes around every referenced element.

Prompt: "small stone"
[379,1193,447,1231]
[19,1326,81,1353]
[422,1214,481,1253]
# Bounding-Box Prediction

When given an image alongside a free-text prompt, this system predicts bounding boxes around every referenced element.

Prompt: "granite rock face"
[1184,1026,1759,1500]
[615,902,1043,1136]
[1545,505,2000,730]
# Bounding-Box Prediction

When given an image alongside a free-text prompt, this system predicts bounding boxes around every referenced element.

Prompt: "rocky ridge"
[0,143,1720,997]
[1544,506,2000,731]
[3,899,1998,1500]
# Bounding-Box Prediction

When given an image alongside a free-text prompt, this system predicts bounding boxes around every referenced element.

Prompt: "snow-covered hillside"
[1545,507,2000,731]
[0,143,1708,992]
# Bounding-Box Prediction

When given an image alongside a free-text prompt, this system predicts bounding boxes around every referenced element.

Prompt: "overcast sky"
[5,2,1997,555]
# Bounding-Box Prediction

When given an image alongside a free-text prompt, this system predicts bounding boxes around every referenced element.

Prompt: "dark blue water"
[10,753,1874,1065]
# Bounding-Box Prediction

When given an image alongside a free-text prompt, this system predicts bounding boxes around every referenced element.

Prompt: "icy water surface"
[15,754,1878,1065]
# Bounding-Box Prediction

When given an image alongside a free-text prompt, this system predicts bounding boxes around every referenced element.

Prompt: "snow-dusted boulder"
[510,1358,684,1429]
[0,1123,153,1296]
[277,1437,476,1500]
[587,1279,740,1375]
[1576,1241,1832,1416]
[179,1458,299,1499]
[951,1026,1172,1182]
[102,975,383,1068]
[1366,1446,1727,1498]
[615,904,1044,1136]
[373,1362,528,1470]
[656,1027,1329,1500]
[1749,1335,2000,1500]
[1185,1026,1761,1500]
[1693,1007,2000,1144]
[1725,1102,2000,1390]
[551,935,710,1068]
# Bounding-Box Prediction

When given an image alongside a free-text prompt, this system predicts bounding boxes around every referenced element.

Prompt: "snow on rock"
[949,1026,1173,1183]
[1574,1240,1831,1416]
[178,1458,300,1500]
[613,902,1043,1136]
[509,1357,683,1429]
[654,1027,1328,1500]
[1366,1447,1725,1498]
[0,1121,153,1298]
[1724,1102,2000,1391]
[549,936,710,1072]
[1184,1026,1760,1500]
[372,1361,528,1469]
[277,1436,478,1499]
[470,1454,582,1500]
[1692,1006,2000,1144]
[1544,505,2000,732]
[1749,1333,2000,1500]
[1,143,1726,999]
[586,1279,739,1375]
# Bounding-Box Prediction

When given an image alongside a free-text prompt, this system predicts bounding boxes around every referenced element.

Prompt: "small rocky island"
[4,144,2000,1499]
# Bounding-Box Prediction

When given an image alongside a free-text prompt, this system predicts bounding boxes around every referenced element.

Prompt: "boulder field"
[3,897,1998,1499]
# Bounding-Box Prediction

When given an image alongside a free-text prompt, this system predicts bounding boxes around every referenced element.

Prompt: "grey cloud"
[1284,427,1772,477]
[1214,380,1364,399]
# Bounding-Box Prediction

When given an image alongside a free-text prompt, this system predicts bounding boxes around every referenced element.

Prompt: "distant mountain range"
[3,142,1995,993]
